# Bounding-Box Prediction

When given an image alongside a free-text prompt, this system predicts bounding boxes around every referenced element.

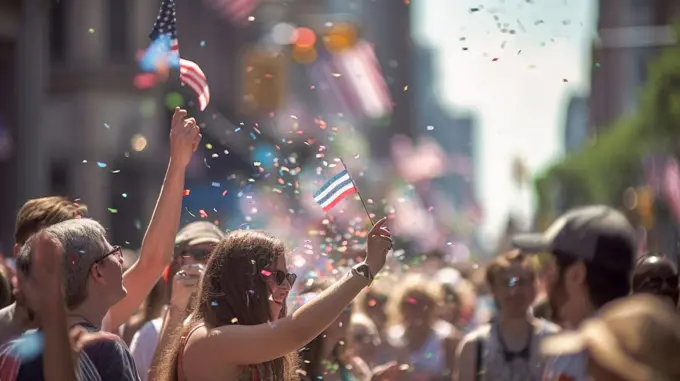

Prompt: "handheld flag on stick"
[313,160,374,225]
[149,0,211,111]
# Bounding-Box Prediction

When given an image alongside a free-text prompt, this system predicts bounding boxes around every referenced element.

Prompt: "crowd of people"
[0,109,679,381]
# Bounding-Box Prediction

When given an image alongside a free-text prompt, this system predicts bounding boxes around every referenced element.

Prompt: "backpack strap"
[475,336,484,381]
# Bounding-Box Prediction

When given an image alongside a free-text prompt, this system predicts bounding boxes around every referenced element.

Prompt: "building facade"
[589,0,679,131]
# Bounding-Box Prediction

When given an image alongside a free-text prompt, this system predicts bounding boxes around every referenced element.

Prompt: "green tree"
[534,23,680,227]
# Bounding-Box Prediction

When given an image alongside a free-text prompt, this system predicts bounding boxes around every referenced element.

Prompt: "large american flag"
[150,0,211,111]
[309,40,392,119]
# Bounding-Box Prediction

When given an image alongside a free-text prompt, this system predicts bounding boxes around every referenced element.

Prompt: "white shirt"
[129,318,163,381]
[541,351,588,381]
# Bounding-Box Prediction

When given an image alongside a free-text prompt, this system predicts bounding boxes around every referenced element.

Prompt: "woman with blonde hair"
[155,218,393,381]
[384,274,461,381]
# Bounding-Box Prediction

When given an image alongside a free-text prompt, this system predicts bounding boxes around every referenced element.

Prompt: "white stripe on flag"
[319,182,356,209]
[337,41,392,119]
[313,173,351,202]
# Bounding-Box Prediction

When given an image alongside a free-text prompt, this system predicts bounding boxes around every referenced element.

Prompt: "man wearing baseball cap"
[540,294,680,381]
[131,221,223,381]
[512,205,637,381]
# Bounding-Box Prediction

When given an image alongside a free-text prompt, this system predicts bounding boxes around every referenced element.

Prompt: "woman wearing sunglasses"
[156,218,393,381]
[632,252,679,307]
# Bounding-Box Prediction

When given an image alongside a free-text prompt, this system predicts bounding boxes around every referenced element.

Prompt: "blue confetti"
[200,40,206,47]
[211,182,221,187]
[11,331,44,361]
[97,162,107,168]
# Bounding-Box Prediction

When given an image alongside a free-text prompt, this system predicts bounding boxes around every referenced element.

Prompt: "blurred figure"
[0,266,11,309]
[293,278,370,381]
[513,205,636,381]
[385,274,461,381]
[436,267,463,328]
[541,294,680,381]
[455,250,559,381]
[131,221,223,381]
[347,313,382,369]
[0,196,88,345]
[632,252,679,307]
[355,277,396,366]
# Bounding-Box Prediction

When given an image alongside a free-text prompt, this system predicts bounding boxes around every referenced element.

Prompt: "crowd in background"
[0,109,680,381]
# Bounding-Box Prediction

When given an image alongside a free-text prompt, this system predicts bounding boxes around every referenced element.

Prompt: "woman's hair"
[385,274,444,327]
[155,230,299,381]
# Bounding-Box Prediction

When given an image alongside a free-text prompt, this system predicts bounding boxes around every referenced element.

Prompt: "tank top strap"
[177,322,206,381]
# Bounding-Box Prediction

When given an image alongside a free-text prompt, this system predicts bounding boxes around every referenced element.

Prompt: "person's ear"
[90,263,107,285]
[565,261,587,294]
[13,244,21,258]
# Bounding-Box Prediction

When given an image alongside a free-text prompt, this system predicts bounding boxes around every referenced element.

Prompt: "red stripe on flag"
[322,188,357,212]
[179,58,210,111]
[336,41,392,119]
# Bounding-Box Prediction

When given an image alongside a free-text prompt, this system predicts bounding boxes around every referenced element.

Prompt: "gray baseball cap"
[175,221,224,248]
[512,205,637,274]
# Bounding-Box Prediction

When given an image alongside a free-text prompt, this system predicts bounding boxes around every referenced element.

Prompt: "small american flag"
[150,0,211,111]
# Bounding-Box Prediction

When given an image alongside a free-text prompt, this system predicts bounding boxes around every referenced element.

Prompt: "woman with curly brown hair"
[155,218,393,381]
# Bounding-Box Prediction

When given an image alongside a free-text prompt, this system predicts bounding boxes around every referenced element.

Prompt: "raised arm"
[103,108,201,331]
[19,234,79,381]
[453,332,479,381]
[183,218,393,366]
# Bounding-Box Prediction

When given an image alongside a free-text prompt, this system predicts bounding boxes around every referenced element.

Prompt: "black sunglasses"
[181,247,212,262]
[262,269,297,286]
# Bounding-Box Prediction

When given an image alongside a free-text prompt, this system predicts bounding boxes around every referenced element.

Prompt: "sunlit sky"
[413,0,598,250]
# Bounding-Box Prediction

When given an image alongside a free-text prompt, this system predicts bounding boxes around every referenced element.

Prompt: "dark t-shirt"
[15,322,140,381]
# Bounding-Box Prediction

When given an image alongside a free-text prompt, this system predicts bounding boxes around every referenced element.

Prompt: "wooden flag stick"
[339,158,375,226]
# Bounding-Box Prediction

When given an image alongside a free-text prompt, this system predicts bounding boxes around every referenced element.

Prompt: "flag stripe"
[313,170,351,199]
[313,169,358,212]
[321,187,357,212]
[315,177,354,206]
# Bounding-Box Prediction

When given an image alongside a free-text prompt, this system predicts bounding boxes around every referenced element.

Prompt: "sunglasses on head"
[262,269,297,286]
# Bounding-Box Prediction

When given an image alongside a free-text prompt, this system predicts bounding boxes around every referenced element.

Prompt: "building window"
[107,0,129,62]
[50,162,69,196]
[49,0,67,63]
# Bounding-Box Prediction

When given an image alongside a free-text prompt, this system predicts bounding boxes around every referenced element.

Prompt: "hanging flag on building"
[206,0,258,26]
[309,40,392,119]
[149,0,211,111]
[662,157,680,224]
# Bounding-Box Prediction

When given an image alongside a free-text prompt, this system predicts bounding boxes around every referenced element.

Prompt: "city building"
[589,0,679,132]
[0,0,255,247]
[564,95,589,153]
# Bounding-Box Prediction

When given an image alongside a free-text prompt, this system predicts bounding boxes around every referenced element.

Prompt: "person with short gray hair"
[17,218,124,312]
[11,218,139,381]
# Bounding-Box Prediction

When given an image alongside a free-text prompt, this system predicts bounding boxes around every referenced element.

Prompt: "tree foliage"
[534,24,680,227]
